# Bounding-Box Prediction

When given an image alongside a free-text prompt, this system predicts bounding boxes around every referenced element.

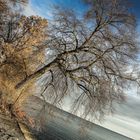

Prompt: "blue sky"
[130,0,140,32]
[26,0,86,18]
[29,0,140,18]
[24,0,140,31]
[131,0,140,19]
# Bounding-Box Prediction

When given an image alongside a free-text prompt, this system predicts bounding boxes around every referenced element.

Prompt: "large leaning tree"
[0,0,139,128]
[30,0,139,118]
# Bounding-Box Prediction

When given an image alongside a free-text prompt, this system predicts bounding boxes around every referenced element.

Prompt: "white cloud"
[96,95,140,140]
[99,115,140,140]
[22,3,37,16]
[22,2,52,18]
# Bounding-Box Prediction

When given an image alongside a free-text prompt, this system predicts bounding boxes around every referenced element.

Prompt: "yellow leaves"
[15,107,26,119]
[28,117,35,127]
[4,43,15,56]
[14,106,35,127]
[2,14,48,65]
[14,15,48,49]
[0,14,48,112]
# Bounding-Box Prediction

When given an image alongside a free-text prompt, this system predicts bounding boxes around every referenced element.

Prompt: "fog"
[98,95,140,140]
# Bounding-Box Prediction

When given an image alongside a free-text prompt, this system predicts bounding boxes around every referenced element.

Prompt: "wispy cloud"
[22,0,53,18]
[97,95,140,140]
[22,3,37,16]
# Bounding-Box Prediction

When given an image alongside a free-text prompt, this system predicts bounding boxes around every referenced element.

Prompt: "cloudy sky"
[23,0,140,139]
[23,0,140,29]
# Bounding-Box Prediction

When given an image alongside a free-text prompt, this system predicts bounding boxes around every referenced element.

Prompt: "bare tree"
[13,0,139,118]
[0,0,139,121]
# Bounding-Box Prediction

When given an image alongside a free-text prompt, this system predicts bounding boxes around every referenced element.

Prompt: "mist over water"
[24,96,133,140]
[98,95,140,140]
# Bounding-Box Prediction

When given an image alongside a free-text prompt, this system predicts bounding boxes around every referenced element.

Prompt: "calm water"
[24,96,132,140]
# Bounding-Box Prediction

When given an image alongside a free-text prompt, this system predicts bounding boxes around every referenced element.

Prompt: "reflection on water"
[24,96,132,140]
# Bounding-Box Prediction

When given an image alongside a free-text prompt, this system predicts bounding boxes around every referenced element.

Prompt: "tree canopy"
[0,0,139,120]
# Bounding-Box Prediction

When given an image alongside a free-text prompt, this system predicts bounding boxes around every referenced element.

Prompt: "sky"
[23,0,140,31]
[23,0,86,18]
[131,0,140,19]
[23,0,140,139]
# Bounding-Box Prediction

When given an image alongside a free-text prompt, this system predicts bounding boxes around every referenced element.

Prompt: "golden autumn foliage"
[14,106,35,127]
[0,13,48,108]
